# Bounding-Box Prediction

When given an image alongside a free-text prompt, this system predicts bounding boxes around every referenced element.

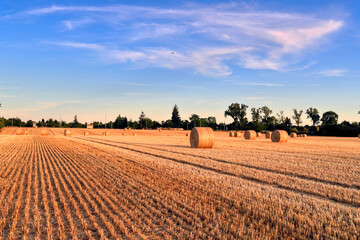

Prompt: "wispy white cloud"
[14,4,343,75]
[49,41,105,51]
[235,82,283,87]
[319,69,347,77]
[62,18,93,30]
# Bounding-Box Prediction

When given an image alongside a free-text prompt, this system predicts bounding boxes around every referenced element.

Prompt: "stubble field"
[0,127,359,239]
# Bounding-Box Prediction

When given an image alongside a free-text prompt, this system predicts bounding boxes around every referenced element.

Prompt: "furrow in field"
[38,139,69,240]
[38,139,58,240]
[54,137,247,238]
[68,136,360,238]
[84,137,360,190]
[74,137,360,208]
[40,138,115,239]
[45,136,186,238]
[0,140,32,239]
[37,139,95,240]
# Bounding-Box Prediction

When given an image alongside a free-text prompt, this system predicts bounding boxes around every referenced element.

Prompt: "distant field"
[0,127,359,239]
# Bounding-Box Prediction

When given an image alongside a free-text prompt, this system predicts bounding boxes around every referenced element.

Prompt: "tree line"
[0,103,359,137]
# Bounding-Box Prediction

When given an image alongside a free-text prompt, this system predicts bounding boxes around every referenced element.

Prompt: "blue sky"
[0,0,359,124]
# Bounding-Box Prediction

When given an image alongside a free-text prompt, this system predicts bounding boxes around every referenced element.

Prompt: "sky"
[0,0,359,124]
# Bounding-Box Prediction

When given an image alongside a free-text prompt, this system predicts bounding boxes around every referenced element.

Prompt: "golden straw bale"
[190,127,215,148]
[16,129,25,135]
[84,132,89,136]
[234,132,243,138]
[265,131,272,139]
[256,132,262,137]
[271,130,289,143]
[303,134,308,137]
[290,132,297,138]
[244,130,256,140]
[229,131,233,137]
[64,129,72,136]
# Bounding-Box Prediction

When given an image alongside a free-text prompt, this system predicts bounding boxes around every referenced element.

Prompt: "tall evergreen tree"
[171,104,181,128]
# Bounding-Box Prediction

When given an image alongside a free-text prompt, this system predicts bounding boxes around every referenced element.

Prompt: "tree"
[225,103,248,129]
[206,116,217,129]
[292,109,303,127]
[171,104,181,128]
[306,107,320,126]
[73,115,79,127]
[321,111,338,125]
[25,120,33,127]
[251,108,261,123]
[260,106,273,126]
[225,103,241,125]
[114,115,122,129]
[276,111,286,124]
[189,114,200,128]
[0,118,5,129]
[139,111,146,128]
[239,104,248,127]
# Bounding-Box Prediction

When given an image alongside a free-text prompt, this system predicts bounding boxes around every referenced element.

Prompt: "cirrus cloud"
[9,3,344,76]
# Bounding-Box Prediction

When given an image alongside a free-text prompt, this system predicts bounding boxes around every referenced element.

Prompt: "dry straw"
[84,132,89,136]
[265,131,272,139]
[290,132,297,138]
[257,132,262,137]
[64,129,72,136]
[271,130,289,143]
[16,129,25,135]
[303,134,308,137]
[234,132,243,138]
[244,130,256,140]
[190,127,215,148]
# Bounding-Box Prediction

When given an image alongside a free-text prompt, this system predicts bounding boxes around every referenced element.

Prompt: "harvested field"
[0,127,359,239]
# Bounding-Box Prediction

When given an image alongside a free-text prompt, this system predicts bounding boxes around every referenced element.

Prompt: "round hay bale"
[84,132,89,136]
[271,130,289,143]
[133,133,137,136]
[40,129,48,136]
[186,133,189,136]
[190,127,214,148]
[103,132,110,136]
[234,132,243,138]
[64,129,72,136]
[256,132,262,137]
[290,132,297,138]
[303,134,308,137]
[158,129,162,132]
[358,133,360,138]
[244,130,256,140]
[229,131,233,137]
[265,132,272,139]
[16,129,25,135]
